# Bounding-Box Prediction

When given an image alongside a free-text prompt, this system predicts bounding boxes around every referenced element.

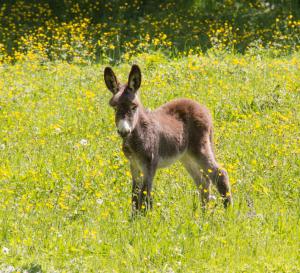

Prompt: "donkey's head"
[104,65,142,137]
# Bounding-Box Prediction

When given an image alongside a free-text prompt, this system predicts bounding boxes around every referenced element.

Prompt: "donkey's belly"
[157,152,185,168]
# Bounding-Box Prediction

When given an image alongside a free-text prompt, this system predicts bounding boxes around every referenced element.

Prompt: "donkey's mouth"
[117,130,131,138]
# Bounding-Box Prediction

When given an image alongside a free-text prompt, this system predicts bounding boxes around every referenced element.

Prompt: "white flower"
[7,266,15,273]
[55,127,61,134]
[2,246,9,254]
[96,199,103,205]
[0,144,5,150]
[0,265,15,273]
[79,139,88,146]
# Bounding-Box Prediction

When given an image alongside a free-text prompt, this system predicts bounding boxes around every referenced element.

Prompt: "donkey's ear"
[128,65,141,92]
[104,67,119,94]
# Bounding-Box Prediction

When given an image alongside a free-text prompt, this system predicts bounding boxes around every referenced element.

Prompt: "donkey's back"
[153,98,213,156]
[155,98,212,131]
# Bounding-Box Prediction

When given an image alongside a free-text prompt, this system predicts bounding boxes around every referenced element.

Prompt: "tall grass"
[0,51,299,272]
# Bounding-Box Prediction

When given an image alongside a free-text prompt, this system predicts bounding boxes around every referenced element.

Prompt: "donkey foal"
[104,65,232,213]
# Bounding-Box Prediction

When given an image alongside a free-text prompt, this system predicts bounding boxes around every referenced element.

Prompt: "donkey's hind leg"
[181,156,213,209]
[192,134,233,208]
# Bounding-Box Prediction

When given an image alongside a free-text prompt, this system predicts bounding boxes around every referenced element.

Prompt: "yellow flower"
[85,90,95,99]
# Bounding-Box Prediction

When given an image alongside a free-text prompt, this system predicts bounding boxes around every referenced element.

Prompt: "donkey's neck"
[135,106,152,132]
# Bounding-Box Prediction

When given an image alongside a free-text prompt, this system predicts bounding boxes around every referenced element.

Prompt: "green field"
[0,52,300,272]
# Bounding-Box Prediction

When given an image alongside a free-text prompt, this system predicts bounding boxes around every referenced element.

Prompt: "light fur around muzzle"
[117,119,132,135]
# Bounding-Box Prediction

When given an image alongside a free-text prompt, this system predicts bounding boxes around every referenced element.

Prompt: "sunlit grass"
[0,52,299,272]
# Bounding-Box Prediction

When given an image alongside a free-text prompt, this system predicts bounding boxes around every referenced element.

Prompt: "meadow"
[0,0,300,272]
[0,51,299,272]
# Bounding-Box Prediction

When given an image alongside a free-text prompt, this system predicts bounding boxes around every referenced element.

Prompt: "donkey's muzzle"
[117,119,132,138]
[117,130,130,138]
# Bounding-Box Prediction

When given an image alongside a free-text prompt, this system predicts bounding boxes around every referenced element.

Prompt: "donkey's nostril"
[117,130,130,137]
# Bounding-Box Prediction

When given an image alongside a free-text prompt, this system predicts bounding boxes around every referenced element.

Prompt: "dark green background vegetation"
[0,0,299,61]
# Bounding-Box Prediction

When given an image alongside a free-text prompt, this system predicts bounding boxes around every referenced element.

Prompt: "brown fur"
[104,65,232,213]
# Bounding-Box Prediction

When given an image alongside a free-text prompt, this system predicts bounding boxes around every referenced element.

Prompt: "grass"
[0,51,300,272]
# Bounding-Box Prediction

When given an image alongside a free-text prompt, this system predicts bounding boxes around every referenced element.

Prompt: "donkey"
[104,65,232,213]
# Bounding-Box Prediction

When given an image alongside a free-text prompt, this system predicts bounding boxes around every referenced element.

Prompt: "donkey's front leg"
[130,163,142,214]
[138,165,157,211]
